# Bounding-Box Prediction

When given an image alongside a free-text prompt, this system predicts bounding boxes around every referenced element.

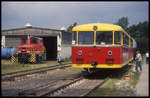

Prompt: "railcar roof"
[72,23,123,31]
[72,23,134,40]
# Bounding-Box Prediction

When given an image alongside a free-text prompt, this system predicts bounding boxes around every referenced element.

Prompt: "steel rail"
[2,63,71,81]
[17,73,83,96]
[2,63,71,76]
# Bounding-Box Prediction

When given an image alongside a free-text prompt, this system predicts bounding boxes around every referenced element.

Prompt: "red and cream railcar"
[71,23,136,72]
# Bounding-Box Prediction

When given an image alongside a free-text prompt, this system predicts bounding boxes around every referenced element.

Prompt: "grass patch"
[62,56,72,62]
[1,59,30,69]
[129,71,141,88]
[88,62,142,96]
[89,79,135,96]
[89,72,141,96]
[2,63,27,70]
[1,59,70,74]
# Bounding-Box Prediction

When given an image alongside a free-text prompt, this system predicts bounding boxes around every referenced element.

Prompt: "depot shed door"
[43,37,57,60]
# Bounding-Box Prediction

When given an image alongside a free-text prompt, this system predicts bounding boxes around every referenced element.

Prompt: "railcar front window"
[72,32,76,44]
[78,31,94,44]
[96,31,112,44]
[114,31,121,44]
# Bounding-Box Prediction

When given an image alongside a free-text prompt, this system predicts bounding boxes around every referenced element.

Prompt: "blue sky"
[2,1,149,30]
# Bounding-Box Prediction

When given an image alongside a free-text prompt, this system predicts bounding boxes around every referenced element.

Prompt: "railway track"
[47,78,107,96]
[2,63,71,81]
[17,73,107,97]
[2,69,82,96]
[17,72,83,96]
[2,63,133,96]
[45,64,133,97]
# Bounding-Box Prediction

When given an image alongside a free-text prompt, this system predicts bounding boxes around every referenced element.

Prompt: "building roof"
[2,27,63,36]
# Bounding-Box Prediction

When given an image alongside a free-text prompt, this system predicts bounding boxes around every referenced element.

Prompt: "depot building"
[1,23,72,60]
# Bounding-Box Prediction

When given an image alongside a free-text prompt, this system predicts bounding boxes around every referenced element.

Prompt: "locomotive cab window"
[21,37,27,44]
[78,31,94,44]
[96,31,112,45]
[72,32,76,45]
[40,39,43,45]
[31,37,38,44]
[21,37,28,44]
[114,31,121,44]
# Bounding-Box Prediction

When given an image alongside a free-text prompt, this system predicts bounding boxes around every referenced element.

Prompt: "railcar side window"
[123,33,127,45]
[78,31,94,44]
[96,31,112,44]
[123,33,126,45]
[126,36,129,46]
[72,32,76,44]
[114,31,121,44]
[131,39,133,48]
[123,33,129,47]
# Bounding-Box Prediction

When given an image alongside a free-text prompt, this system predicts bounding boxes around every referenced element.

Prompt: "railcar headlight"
[93,25,97,30]
[108,51,112,56]
[78,50,82,56]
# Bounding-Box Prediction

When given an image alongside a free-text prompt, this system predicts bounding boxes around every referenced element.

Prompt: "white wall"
[57,31,62,51]
[61,44,72,59]
[1,36,5,48]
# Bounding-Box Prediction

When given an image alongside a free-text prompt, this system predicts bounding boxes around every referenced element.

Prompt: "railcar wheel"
[87,68,93,74]
[84,68,95,74]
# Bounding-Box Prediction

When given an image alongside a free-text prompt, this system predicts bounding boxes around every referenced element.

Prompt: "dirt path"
[135,59,149,96]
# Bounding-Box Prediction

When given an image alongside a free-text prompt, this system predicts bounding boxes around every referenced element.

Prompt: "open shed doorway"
[43,37,57,60]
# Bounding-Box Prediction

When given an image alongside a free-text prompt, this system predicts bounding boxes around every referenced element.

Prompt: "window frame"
[114,31,121,45]
[123,32,129,47]
[31,37,38,44]
[78,31,94,45]
[72,31,77,45]
[21,37,27,44]
[96,31,113,45]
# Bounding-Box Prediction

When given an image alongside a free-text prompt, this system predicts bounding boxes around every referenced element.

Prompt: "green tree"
[126,21,149,53]
[67,22,77,32]
[126,24,137,37]
[115,17,129,30]
[136,21,148,38]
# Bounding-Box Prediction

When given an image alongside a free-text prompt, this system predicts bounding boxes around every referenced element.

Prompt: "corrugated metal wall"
[5,35,24,48]
[61,32,72,59]
[2,28,72,60]
[62,32,72,45]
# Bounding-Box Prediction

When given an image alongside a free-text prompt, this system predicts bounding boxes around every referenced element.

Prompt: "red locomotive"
[71,23,136,73]
[18,35,46,63]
